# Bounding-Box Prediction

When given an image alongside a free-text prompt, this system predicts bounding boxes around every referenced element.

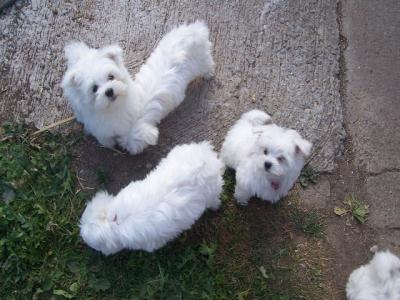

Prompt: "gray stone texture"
[0,0,343,172]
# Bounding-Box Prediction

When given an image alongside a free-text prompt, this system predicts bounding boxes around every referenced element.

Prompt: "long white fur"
[220,110,312,204]
[62,21,214,154]
[79,142,223,255]
[346,250,400,300]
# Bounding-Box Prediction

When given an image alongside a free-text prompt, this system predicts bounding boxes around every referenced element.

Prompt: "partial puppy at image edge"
[346,250,400,300]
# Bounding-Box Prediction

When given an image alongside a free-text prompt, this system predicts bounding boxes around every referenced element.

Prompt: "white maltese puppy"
[79,142,223,255]
[346,250,400,300]
[220,110,312,205]
[62,21,214,154]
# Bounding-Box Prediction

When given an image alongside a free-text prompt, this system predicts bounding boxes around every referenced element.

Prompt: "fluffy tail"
[240,109,272,126]
[167,20,211,53]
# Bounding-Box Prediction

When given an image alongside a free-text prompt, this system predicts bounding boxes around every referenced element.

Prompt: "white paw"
[120,123,159,155]
[203,61,215,80]
[126,139,148,155]
[208,199,221,211]
[236,199,249,206]
[138,123,159,146]
[97,136,116,149]
[234,193,250,206]
[203,68,214,80]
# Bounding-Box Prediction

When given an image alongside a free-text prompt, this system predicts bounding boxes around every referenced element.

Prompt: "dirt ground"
[1,0,399,299]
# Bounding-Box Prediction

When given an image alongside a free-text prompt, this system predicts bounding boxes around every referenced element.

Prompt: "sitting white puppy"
[346,250,400,300]
[80,142,223,255]
[62,21,214,154]
[220,110,312,205]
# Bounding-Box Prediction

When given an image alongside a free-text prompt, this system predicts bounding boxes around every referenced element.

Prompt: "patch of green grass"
[0,123,86,298]
[291,209,325,238]
[299,166,318,188]
[220,168,235,203]
[346,194,369,223]
[1,124,308,299]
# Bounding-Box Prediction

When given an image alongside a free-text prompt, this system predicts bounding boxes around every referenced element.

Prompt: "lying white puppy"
[80,142,223,255]
[220,110,312,204]
[346,250,400,300]
[62,21,214,154]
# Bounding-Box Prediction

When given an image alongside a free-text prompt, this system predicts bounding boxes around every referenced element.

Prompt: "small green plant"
[95,167,109,185]
[346,195,369,223]
[220,169,236,203]
[345,195,369,223]
[334,195,369,224]
[299,166,318,188]
[291,209,324,238]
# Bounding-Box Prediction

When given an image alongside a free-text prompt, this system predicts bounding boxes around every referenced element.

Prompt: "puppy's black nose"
[105,88,114,98]
[264,161,272,171]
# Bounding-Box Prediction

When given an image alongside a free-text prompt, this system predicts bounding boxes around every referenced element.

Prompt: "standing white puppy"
[80,142,223,255]
[220,110,312,204]
[346,250,400,300]
[62,21,214,154]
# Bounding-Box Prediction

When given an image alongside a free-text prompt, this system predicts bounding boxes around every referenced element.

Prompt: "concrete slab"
[298,178,331,210]
[366,172,400,229]
[0,0,343,172]
[342,0,400,173]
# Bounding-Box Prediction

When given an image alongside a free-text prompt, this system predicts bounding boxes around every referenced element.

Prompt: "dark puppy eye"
[264,149,268,155]
[108,74,114,80]
[92,84,98,93]
[277,156,286,163]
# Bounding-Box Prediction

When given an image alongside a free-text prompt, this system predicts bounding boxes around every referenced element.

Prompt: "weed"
[299,166,318,188]
[220,168,235,203]
[346,194,369,223]
[334,195,369,224]
[291,209,325,238]
[95,167,109,185]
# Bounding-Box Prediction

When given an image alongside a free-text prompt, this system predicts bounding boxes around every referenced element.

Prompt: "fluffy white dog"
[220,110,312,205]
[79,142,223,255]
[62,21,214,154]
[346,250,400,300]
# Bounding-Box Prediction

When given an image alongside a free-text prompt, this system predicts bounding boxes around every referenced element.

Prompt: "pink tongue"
[271,181,280,190]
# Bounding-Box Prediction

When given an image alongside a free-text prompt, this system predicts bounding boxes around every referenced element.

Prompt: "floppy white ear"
[294,137,312,157]
[100,45,124,65]
[61,70,78,89]
[64,41,90,66]
[286,129,312,157]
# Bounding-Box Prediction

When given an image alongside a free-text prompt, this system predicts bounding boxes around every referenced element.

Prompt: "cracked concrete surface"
[0,0,343,172]
[366,173,400,229]
[342,0,400,253]
[343,0,400,174]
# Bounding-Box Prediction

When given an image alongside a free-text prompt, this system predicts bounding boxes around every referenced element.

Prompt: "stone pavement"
[0,0,343,172]
[343,0,400,253]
